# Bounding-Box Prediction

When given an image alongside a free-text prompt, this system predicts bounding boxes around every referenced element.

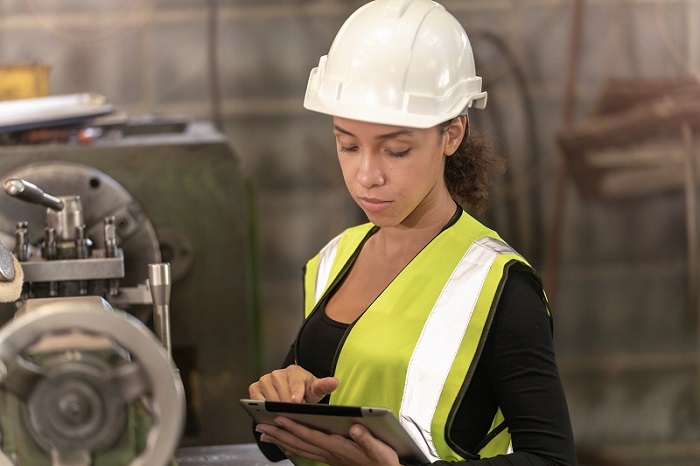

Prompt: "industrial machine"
[0,113,258,463]
[0,176,187,465]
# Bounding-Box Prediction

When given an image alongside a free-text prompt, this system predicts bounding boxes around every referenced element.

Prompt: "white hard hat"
[303,0,487,129]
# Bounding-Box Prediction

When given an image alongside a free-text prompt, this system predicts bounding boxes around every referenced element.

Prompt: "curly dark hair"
[440,118,506,214]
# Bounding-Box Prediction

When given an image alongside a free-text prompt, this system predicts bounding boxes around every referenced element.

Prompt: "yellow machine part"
[0,64,50,101]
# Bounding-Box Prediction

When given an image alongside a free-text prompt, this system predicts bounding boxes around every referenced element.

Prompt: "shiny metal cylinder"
[149,263,172,358]
[46,196,84,241]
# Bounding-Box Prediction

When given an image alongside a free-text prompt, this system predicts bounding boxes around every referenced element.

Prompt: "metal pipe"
[542,0,586,308]
[148,263,172,358]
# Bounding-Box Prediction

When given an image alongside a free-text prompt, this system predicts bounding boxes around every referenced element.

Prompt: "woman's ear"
[444,115,467,156]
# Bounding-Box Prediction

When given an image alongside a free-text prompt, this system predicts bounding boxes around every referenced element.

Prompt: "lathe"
[0,118,261,465]
[0,177,184,465]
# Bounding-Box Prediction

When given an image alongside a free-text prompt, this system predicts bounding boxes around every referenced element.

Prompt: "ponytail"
[441,120,506,214]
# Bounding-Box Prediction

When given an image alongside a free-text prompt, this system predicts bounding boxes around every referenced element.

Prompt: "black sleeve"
[433,262,577,466]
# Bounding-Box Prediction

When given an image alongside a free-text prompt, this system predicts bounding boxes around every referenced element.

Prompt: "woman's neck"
[373,196,458,257]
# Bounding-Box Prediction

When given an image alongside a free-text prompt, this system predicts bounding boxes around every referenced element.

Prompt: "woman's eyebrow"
[333,125,414,140]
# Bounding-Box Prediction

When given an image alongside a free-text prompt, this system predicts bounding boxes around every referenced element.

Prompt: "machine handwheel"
[0,297,185,466]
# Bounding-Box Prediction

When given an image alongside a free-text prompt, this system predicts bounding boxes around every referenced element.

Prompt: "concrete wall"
[2,0,700,463]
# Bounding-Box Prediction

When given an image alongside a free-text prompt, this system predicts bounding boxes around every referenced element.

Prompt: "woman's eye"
[339,145,359,153]
[387,149,410,158]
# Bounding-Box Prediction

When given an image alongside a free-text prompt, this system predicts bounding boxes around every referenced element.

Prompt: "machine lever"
[4,178,64,211]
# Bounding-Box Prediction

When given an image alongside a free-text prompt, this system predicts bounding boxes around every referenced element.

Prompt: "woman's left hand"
[256,417,402,466]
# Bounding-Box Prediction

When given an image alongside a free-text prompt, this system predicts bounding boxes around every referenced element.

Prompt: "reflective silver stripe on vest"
[314,233,343,304]
[399,236,517,461]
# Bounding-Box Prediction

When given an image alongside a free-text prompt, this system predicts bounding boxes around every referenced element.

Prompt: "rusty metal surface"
[556,79,700,201]
[176,444,292,466]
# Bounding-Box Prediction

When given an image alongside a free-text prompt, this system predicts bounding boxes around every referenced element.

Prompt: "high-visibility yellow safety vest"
[299,211,540,465]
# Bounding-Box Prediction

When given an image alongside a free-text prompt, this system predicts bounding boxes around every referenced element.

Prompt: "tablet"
[240,399,429,464]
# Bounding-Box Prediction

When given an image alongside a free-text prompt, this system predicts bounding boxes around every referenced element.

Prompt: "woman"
[249,1,576,465]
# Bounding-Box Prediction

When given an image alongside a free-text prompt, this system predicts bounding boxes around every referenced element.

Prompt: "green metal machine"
[0,178,185,465]
[0,118,258,464]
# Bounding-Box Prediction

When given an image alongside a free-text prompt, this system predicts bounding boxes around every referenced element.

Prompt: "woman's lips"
[358,197,392,213]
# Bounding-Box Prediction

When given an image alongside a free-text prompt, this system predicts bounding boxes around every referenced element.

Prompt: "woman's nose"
[356,153,385,188]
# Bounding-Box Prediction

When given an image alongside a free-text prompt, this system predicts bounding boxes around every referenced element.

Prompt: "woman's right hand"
[249,364,339,404]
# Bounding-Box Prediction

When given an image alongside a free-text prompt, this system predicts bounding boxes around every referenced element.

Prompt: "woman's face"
[332,116,464,228]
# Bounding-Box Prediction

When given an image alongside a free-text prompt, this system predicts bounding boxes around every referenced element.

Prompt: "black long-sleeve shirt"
[257,262,576,465]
